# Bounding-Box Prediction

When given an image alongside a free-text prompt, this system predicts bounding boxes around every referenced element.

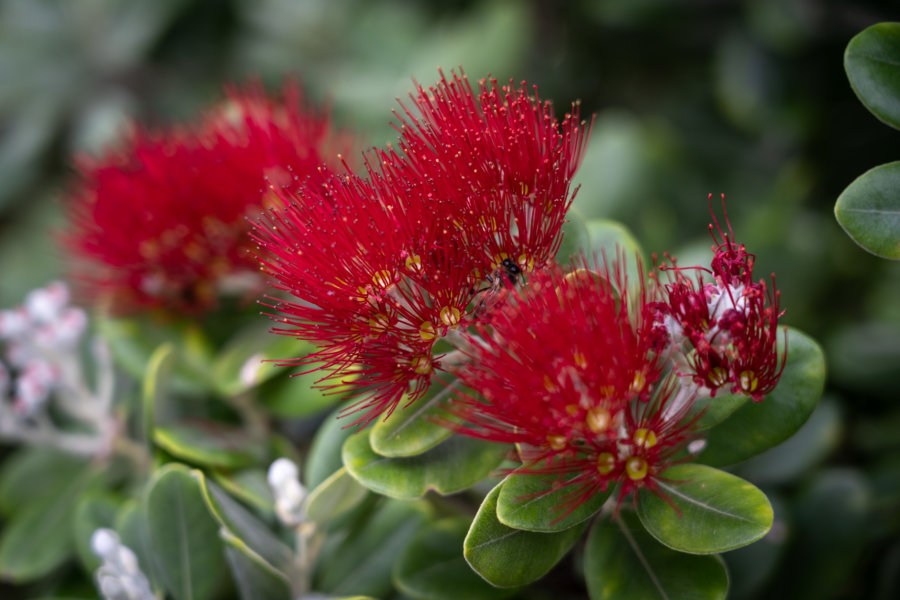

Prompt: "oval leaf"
[845,22,900,130]
[637,463,773,554]
[369,382,457,457]
[154,421,266,469]
[584,511,728,600]
[699,327,825,466]
[496,471,610,532]
[212,469,275,518]
[221,529,293,600]
[306,466,369,525]
[73,492,122,572]
[145,464,226,600]
[343,432,509,499]
[142,342,174,444]
[0,447,90,516]
[464,482,587,588]
[835,161,900,260]
[394,517,514,600]
[305,403,362,489]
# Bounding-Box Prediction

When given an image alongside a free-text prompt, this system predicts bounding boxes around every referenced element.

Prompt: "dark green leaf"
[584,511,728,600]
[194,472,293,573]
[221,529,293,600]
[0,459,102,582]
[369,383,457,457]
[145,464,226,600]
[212,469,275,518]
[835,161,900,260]
[0,447,89,516]
[211,322,309,397]
[256,370,337,418]
[496,471,610,532]
[845,22,900,130]
[153,421,266,469]
[464,482,587,588]
[394,517,514,600]
[115,500,163,592]
[304,403,361,489]
[699,327,825,466]
[637,464,772,554]
[343,432,509,499]
[315,498,428,597]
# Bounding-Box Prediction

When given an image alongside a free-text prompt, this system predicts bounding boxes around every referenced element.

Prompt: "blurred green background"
[1,0,898,598]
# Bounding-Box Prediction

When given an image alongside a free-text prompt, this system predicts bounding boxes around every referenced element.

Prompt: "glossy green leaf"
[142,342,174,444]
[153,421,266,469]
[584,511,729,600]
[304,403,362,489]
[195,472,293,573]
[72,492,122,572]
[496,471,610,532]
[0,460,102,582]
[369,382,458,457]
[315,498,428,597]
[691,391,748,431]
[699,327,825,466]
[394,517,514,600]
[835,161,900,260]
[343,431,509,499]
[145,464,226,600]
[115,500,162,592]
[221,529,293,600]
[555,206,591,263]
[637,463,773,554]
[464,482,587,588]
[0,447,89,516]
[306,466,369,525]
[845,22,900,130]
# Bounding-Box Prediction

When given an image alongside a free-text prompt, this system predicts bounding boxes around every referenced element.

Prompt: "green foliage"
[496,471,610,532]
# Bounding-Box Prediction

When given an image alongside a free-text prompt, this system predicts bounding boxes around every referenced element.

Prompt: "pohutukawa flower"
[651,195,786,401]
[447,255,698,516]
[63,80,352,315]
[253,70,591,427]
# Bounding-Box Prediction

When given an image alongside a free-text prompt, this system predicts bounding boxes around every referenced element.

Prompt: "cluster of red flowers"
[253,70,590,427]
[64,81,352,314]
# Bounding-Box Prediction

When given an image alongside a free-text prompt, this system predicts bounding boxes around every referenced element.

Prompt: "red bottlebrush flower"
[652,195,786,401]
[253,70,591,427]
[63,80,352,315]
[447,255,698,516]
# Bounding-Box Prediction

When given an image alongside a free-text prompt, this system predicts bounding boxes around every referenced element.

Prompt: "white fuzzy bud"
[91,528,154,600]
[267,458,307,527]
[24,281,70,324]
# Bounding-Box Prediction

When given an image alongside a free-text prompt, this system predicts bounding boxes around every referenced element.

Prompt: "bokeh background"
[1,0,898,598]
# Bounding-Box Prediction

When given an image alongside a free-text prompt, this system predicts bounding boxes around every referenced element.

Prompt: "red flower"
[253,70,590,427]
[652,195,786,401]
[448,256,698,516]
[63,80,351,315]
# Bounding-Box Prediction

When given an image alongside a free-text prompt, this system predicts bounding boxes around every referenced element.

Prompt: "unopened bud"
[25,282,70,323]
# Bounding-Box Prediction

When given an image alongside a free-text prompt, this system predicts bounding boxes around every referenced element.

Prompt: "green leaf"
[343,432,509,499]
[691,391,749,431]
[256,370,337,418]
[315,498,428,597]
[699,327,825,466]
[212,469,275,518]
[555,206,591,263]
[304,403,361,489]
[464,482,587,588]
[0,460,102,582]
[845,22,900,130]
[584,511,729,600]
[0,447,89,516]
[394,517,514,600]
[220,529,293,600]
[73,492,122,572]
[145,464,227,600]
[194,472,293,573]
[153,421,266,469]
[115,500,162,592]
[369,382,457,457]
[496,471,610,532]
[142,342,174,445]
[306,466,369,525]
[835,161,900,260]
[637,463,773,554]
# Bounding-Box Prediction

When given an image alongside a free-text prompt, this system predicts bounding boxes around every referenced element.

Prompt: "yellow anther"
[405,254,422,272]
[411,355,432,375]
[739,370,759,393]
[492,252,510,270]
[708,366,728,387]
[587,408,611,433]
[517,254,535,273]
[419,321,437,341]
[543,375,558,393]
[573,351,588,369]
[372,270,393,289]
[633,428,658,449]
[439,306,461,327]
[546,435,568,450]
[596,452,616,475]
[625,456,649,481]
[630,371,646,395]
[565,404,579,417]
[368,313,390,334]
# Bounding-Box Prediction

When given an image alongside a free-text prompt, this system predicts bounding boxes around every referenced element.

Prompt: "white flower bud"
[239,353,263,388]
[24,281,70,323]
[92,528,154,600]
[0,308,29,339]
[91,528,120,560]
[268,457,299,489]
